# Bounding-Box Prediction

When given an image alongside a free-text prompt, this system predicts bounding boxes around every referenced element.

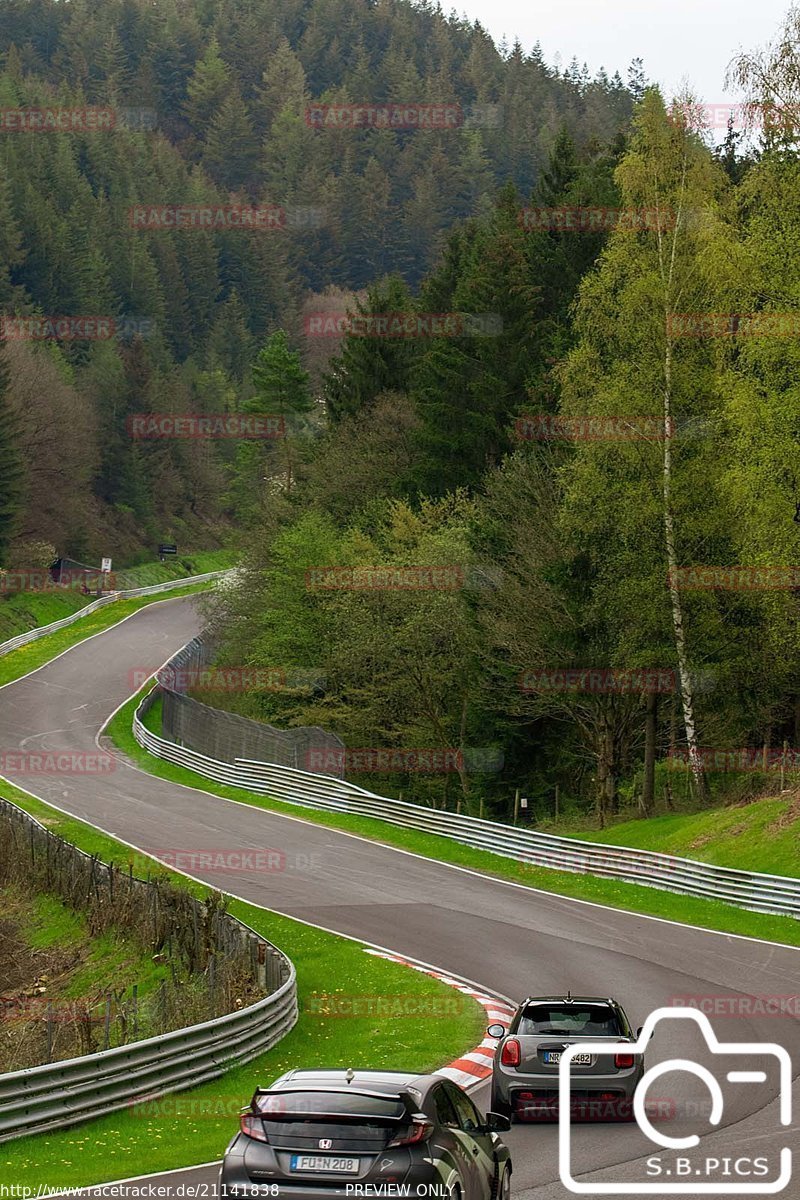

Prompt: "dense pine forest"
[0,0,635,561]
[2,0,799,821]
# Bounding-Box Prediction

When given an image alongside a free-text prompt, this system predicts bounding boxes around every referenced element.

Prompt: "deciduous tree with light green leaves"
[557,88,736,801]
[214,498,487,813]
[714,152,800,743]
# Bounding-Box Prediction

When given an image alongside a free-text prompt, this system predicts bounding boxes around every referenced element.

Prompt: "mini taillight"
[240,1113,269,1142]
[501,1038,521,1066]
[388,1116,434,1146]
[615,1053,635,1069]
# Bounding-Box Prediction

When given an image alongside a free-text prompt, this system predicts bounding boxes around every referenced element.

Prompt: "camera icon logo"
[558,1006,792,1195]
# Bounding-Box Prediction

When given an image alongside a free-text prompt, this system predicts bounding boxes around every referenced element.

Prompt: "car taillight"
[615,1053,635,1069]
[388,1117,434,1147]
[501,1038,521,1066]
[240,1113,269,1142]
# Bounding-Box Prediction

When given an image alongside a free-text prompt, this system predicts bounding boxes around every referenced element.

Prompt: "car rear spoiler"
[249,1086,413,1121]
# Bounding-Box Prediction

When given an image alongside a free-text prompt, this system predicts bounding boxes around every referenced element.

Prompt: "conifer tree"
[0,351,25,566]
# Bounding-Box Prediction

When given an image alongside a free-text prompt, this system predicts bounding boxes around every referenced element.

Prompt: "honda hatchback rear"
[220,1068,511,1199]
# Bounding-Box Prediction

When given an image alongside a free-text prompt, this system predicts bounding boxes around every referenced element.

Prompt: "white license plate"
[543,1051,592,1065]
[290,1155,360,1174]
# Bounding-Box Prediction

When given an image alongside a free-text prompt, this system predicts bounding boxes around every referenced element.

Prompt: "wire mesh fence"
[156,635,345,775]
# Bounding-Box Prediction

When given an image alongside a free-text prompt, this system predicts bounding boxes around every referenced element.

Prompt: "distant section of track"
[2,596,796,1200]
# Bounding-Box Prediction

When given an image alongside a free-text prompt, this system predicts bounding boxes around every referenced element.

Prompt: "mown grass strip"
[108,692,800,949]
[0,590,91,644]
[0,779,485,1188]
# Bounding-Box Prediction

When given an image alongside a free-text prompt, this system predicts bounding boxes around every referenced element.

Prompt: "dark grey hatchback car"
[219,1068,512,1200]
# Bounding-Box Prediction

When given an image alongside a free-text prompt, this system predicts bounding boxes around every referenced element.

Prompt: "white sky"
[448,0,789,107]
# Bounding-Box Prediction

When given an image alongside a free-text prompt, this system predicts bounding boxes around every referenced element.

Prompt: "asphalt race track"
[0,596,798,1199]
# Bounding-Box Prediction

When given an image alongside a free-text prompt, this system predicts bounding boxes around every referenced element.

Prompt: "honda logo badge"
[319,1139,333,1149]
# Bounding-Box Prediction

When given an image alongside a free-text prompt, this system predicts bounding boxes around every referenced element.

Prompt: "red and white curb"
[364,949,515,1088]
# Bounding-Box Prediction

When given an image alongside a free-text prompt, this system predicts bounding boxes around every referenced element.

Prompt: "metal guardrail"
[133,652,800,921]
[0,571,231,658]
[0,797,297,1142]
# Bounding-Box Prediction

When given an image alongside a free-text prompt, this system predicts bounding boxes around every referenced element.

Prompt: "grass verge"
[114,549,235,589]
[0,550,233,648]
[0,581,215,690]
[0,591,91,644]
[107,692,800,950]
[551,799,799,878]
[0,779,485,1188]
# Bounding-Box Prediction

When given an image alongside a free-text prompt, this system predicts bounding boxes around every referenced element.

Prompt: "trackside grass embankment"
[0,581,217,690]
[553,799,799,878]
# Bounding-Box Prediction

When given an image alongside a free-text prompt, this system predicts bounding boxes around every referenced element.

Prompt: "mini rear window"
[516,1005,621,1036]
[255,1091,406,1119]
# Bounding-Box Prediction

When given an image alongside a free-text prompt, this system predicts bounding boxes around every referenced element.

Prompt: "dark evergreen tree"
[324,277,417,421]
[0,350,25,565]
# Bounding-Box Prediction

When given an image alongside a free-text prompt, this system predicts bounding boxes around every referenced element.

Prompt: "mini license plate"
[543,1051,592,1065]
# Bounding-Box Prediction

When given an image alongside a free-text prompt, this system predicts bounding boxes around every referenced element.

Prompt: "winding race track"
[0,596,797,1199]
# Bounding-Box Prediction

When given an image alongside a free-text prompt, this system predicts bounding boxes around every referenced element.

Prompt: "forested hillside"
[4,0,797,826]
[207,75,800,824]
[0,0,636,563]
